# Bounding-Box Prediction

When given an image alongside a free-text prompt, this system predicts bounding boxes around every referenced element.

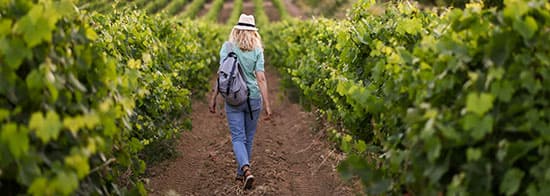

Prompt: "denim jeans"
[225,97,262,176]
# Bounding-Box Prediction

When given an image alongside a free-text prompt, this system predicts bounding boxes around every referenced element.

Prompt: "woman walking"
[209,14,272,190]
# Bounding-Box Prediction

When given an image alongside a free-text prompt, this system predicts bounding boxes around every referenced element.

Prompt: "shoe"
[243,168,254,190]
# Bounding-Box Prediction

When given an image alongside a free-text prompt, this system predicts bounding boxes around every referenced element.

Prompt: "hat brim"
[233,25,258,31]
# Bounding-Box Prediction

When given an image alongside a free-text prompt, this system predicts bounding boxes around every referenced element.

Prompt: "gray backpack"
[217,42,253,119]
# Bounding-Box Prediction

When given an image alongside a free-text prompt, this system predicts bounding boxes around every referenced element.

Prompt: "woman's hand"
[209,98,216,113]
[209,85,218,114]
[264,104,272,120]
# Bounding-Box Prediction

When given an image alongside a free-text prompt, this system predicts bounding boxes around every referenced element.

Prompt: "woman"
[208,14,272,190]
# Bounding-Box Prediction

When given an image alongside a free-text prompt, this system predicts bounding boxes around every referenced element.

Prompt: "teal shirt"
[220,42,265,98]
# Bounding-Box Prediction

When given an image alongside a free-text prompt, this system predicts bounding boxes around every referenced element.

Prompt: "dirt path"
[283,0,305,19]
[146,1,356,195]
[263,1,280,22]
[218,0,234,23]
[147,66,355,195]
[242,0,254,15]
[196,0,214,18]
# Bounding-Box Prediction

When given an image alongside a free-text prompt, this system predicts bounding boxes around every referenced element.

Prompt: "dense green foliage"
[0,0,142,194]
[0,0,224,195]
[265,0,550,194]
[6,0,548,195]
[417,0,503,8]
[91,9,224,164]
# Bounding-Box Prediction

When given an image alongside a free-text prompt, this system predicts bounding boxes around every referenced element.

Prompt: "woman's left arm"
[256,71,272,119]
[208,79,219,113]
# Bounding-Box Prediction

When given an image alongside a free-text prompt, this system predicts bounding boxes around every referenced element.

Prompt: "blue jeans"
[225,97,262,176]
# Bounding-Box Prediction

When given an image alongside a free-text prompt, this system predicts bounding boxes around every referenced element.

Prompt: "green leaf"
[52,171,78,195]
[29,111,62,143]
[341,135,353,153]
[26,69,44,91]
[0,123,29,159]
[355,140,367,153]
[463,114,494,140]
[397,18,422,35]
[85,27,98,41]
[503,0,529,19]
[369,179,392,194]
[83,113,100,129]
[500,168,524,195]
[52,0,75,16]
[0,109,9,121]
[0,37,33,69]
[17,155,42,186]
[425,137,441,162]
[486,32,514,66]
[487,67,505,82]
[0,19,12,38]
[466,148,482,162]
[429,163,449,184]
[491,80,514,102]
[63,116,84,134]
[63,113,99,133]
[513,16,539,39]
[466,92,495,115]
[13,5,53,47]
[65,153,90,179]
[343,134,352,143]
[438,123,461,142]
[28,177,50,196]
[501,140,539,165]
[136,181,148,196]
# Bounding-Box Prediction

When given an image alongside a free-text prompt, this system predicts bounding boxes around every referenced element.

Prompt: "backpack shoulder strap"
[224,41,234,53]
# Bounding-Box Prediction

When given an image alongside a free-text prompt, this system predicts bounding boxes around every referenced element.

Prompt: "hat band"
[237,22,255,28]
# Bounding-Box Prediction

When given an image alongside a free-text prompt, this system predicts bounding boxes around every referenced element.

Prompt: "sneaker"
[243,174,254,189]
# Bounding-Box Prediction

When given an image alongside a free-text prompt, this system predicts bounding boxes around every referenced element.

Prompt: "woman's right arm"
[255,49,271,119]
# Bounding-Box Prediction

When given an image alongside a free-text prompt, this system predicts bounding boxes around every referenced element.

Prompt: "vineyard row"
[264,0,550,194]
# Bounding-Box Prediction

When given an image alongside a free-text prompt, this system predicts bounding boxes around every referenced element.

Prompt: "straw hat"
[233,14,258,31]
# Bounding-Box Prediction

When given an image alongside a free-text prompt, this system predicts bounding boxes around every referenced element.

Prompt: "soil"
[242,0,255,15]
[263,1,280,22]
[217,0,235,23]
[196,0,214,18]
[146,1,358,195]
[284,0,306,19]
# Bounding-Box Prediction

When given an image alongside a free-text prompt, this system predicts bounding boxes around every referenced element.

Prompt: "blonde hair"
[229,29,263,51]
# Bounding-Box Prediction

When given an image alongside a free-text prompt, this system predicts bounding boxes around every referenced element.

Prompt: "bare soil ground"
[284,0,306,19]
[263,1,280,22]
[147,67,356,195]
[242,0,255,15]
[218,0,235,23]
[196,0,214,18]
[146,1,359,195]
